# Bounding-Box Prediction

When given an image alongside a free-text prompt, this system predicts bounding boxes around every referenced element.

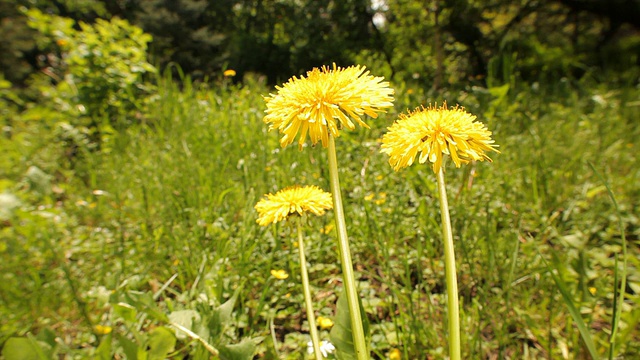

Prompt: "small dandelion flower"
[316,316,334,330]
[320,224,335,234]
[381,102,499,174]
[93,324,112,335]
[255,185,333,226]
[270,269,289,280]
[388,348,402,360]
[263,63,394,149]
[308,340,336,357]
[223,69,236,77]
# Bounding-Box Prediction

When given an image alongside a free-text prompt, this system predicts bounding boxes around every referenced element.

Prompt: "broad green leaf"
[1,337,50,360]
[209,292,238,338]
[147,327,176,360]
[114,302,138,323]
[117,334,140,360]
[218,337,260,360]
[35,328,57,349]
[95,332,112,360]
[330,292,370,360]
[217,293,237,324]
[169,310,201,340]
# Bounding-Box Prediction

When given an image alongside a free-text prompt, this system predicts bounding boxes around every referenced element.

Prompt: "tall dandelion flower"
[380,102,499,360]
[381,102,499,174]
[255,185,333,226]
[255,185,333,360]
[263,64,393,359]
[263,63,394,149]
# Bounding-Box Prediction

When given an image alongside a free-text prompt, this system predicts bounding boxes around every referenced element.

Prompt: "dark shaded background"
[2,0,639,86]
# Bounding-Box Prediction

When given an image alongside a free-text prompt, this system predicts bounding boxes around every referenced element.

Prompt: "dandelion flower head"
[263,63,394,149]
[270,269,289,280]
[316,316,334,330]
[93,325,113,335]
[255,185,333,226]
[381,102,499,174]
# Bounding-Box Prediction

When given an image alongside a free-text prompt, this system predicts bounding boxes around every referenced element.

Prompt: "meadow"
[1,71,639,359]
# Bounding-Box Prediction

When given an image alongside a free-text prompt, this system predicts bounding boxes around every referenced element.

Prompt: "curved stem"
[327,135,368,359]
[297,219,323,360]
[436,168,461,360]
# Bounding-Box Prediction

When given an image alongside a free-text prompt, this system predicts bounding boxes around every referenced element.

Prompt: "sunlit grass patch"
[1,73,639,358]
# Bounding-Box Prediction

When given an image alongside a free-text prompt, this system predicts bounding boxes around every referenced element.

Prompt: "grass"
[1,71,639,359]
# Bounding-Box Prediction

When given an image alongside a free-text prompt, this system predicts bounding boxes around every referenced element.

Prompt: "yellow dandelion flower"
[317,316,334,330]
[381,102,499,174]
[375,192,387,205]
[223,69,236,77]
[263,63,394,149]
[94,324,112,335]
[321,223,335,234]
[271,269,289,280]
[388,348,401,360]
[255,185,333,226]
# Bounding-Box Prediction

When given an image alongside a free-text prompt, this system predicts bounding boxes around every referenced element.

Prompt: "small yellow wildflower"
[94,324,112,335]
[381,102,499,174]
[364,193,375,201]
[388,348,401,360]
[255,185,333,226]
[589,287,597,296]
[270,269,289,280]
[321,223,335,234]
[375,192,387,205]
[223,69,236,77]
[317,316,334,330]
[56,38,68,47]
[263,63,394,149]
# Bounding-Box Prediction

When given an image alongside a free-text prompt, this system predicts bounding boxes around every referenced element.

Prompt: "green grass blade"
[541,253,599,359]
[587,161,627,359]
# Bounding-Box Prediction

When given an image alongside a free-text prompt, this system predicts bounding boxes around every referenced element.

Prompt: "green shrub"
[24,8,156,139]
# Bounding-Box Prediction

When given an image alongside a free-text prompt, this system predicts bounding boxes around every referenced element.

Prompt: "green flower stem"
[436,167,461,360]
[297,219,323,360]
[327,135,368,360]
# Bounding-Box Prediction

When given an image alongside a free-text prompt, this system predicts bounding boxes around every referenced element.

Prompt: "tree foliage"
[1,0,638,87]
